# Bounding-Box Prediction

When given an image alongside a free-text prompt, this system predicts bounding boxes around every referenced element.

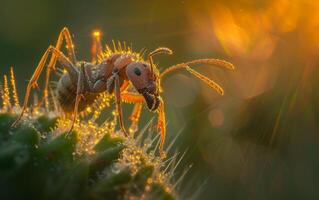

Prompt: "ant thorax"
[92,41,154,84]
[98,41,147,65]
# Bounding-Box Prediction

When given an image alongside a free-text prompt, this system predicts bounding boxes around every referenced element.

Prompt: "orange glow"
[267,0,300,33]
[212,5,251,57]
[92,30,101,38]
[209,4,277,59]
[185,0,319,99]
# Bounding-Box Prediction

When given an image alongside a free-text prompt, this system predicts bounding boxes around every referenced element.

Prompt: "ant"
[11,27,234,157]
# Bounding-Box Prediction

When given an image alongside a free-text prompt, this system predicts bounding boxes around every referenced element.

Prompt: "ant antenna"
[148,47,173,73]
[160,59,235,95]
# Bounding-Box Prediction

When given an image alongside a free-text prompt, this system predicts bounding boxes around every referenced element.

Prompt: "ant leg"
[113,73,129,137]
[121,92,145,103]
[91,30,103,63]
[129,103,142,134]
[48,27,77,68]
[157,98,166,158]
[43,27,77,107]
[121,92,144,134]
[120,80,129,92]
[121,92,166,157]
[11,46,76,128]
[68,65,86,134]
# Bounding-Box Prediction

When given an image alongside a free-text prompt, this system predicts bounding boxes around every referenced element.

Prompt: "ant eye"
[134,68,141,76]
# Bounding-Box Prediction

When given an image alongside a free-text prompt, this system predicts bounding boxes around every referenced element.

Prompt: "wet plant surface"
[0,71,177,200]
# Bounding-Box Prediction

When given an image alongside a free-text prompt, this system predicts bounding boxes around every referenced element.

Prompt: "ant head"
[126,47,172,111]
[126,62,160,111]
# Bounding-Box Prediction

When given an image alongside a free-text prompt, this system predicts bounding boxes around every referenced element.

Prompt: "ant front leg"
[105,55,134,136]
[121,92,167,158]
[157,98,167,158]
[129,103,142,134]
[11,46,75,127]
[107,71,129,137]
[121,92,144,134]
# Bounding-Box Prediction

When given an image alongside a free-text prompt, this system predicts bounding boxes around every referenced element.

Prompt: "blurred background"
[1,0,319,199]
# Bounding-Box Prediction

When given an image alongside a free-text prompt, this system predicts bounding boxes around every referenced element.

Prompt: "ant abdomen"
[57,73,98,113]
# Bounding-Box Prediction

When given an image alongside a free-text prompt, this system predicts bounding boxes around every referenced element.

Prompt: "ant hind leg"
[11,46,75,128]
[42,27,77,108]
[67,64,86,135]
